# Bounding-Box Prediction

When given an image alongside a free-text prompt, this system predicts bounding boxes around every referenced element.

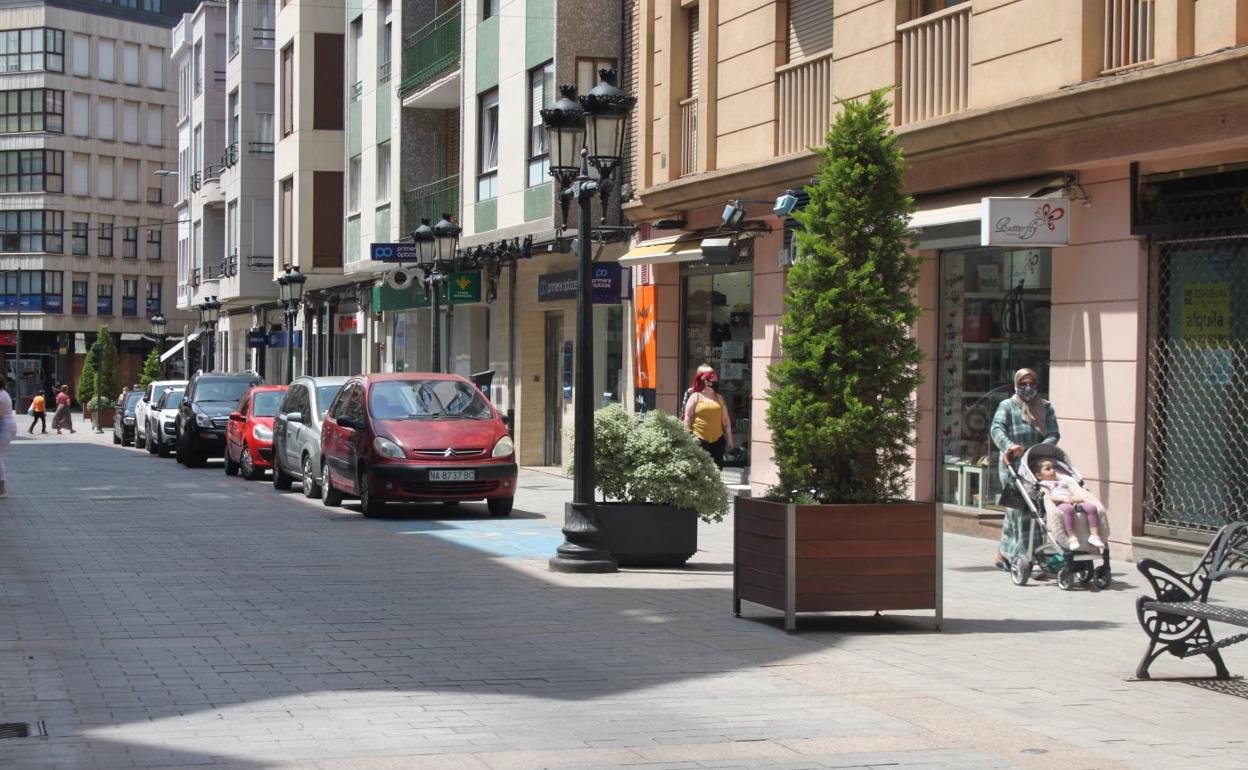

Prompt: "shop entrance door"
[543,312,564,466]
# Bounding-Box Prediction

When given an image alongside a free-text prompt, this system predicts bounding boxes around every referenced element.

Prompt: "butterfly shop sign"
[980,198,1070,247]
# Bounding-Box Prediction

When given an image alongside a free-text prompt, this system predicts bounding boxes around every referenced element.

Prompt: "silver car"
[135,379,187,446]
[271,376,349,497]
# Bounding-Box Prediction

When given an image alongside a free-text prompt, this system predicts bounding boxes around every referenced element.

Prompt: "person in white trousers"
[0,373,16,497]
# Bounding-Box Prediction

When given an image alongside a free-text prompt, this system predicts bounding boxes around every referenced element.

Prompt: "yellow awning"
[619,236,704,267]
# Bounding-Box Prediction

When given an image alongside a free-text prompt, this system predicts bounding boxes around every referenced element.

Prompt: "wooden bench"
[1135,522,1248,679]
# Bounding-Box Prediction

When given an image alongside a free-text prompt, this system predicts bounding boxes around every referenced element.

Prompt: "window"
[787,0,835,62]
[97,276,113,316]
[226,199,237,256]
[482,0,496,20]
[912,0,969,17]
[0,150,63,192]
[121,160,138,201]
[122,224,137,258]
[147,227,161,260]
[146,48,163,88]
[98,219,113,257]
[122,277,138,316]
[376,142,390,202]
[280,44,293,136]
[71,155,87,194]
[8,270,62,313]
[98,157,114,198]
[0,29,64,73]
[313,34,344,130]
[122,43,139,85]
[72,221,87,256]
[98,97,114,140]
[147,105,162,146]
[254,83,274,153]
[576,57,615,96]
[178,60,190,118]
[70,93,87,136]
[228,89,239,150]
[378,0,392,80]
[256,0,276,47]
[71,34,88,77]
[477,89,498,201]
[347,154,360,213]
[144,0,162,11]
[528,62,553,187]
[72,278,88,314]
[279,176,293,265]
[0,211,63,253]
[348,18,362,94]
[193,41,202,94]
[0,89,63,133]
[228,0,240,58]
[121,101,138,143]
[145,279,161,315]
[99,38,115,81]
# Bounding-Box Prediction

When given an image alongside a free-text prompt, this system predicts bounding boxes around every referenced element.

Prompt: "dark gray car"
[271,376,348,497]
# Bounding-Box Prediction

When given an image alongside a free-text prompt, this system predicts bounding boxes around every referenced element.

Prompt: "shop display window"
[938,248,1051,510]
[682,269,752,467]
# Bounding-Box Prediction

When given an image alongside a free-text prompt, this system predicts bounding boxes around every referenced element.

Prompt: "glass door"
[682,269,752,467]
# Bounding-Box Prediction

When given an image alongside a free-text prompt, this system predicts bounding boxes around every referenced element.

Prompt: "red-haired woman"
[683,369,733,468]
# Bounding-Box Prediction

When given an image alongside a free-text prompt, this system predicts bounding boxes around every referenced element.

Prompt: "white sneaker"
[1067,536,1081,551]
[1087,534,1105,549]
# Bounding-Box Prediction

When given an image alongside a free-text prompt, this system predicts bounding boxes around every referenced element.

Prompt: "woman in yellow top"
[683,369,733,468]
[28,391,47,434]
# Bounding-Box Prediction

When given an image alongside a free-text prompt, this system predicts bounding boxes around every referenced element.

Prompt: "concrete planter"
[595,503,699,567]
[733,497,942,631]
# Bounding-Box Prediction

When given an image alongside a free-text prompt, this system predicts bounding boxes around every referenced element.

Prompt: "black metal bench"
[1135,522,1248,679]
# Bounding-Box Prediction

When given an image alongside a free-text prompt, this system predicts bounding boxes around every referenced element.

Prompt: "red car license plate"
[429,469,476,481]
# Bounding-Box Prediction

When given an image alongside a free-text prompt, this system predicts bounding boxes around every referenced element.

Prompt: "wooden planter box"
[90,407,115,429]
[733,497,941,631]
[596,503,699,567]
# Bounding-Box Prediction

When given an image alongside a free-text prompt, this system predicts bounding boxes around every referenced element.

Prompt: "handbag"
[26,403,34,416]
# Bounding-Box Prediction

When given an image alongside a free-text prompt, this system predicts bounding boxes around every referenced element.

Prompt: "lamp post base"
[549,502,618,573]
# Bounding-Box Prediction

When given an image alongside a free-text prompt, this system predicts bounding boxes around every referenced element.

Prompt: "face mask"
[1018,384,1037,401]
[706,381,718,391]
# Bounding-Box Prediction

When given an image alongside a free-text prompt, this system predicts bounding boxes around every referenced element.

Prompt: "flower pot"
[733,497,940,631]
[93,407,115,429]
[595,503,698,567]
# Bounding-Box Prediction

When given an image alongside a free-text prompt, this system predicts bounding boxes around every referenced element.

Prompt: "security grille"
[1143,230,1248,535]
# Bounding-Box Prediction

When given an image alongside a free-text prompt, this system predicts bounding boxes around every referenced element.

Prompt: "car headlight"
[196,413,213,427]
[252,424,272,442]
[492,436,515,458]
[124,417,135,424]
[373,436,405,459]
[163,421,175,433]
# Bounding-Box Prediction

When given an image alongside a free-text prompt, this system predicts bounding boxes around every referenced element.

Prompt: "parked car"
[135,379,188,447]
[175,371,262,467]
[319,373,517,518]
[145,387,184,457]
[112,391,144,446]
[224,385,288,480]
[271,376,349,498]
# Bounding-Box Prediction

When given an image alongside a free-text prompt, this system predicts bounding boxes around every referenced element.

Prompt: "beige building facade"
[625,0,1248,559]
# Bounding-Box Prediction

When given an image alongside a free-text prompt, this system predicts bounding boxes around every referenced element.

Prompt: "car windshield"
[368,380,492,420]
[123,392,143,411]
[316,385,343,420]
[152,384,179,402]
[251,391,284,417]
[195,380,253,404]
[162,392,184,409]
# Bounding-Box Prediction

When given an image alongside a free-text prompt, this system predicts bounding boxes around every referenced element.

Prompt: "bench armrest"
[1137,557,1202,603]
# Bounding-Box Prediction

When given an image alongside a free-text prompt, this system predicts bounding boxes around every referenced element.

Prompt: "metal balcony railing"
[253,28,275,49]
[249,141,274,156]
[777,49,833,155]
[402,174,459,232]
[225,251,238,277]
[679,97,698,177]
[350,80,363,101]
[190,266,201,287]
[190,171,202,192]
[222,142,239,168]
[400,3,461,98]
[1102,0,1154,74]
[247,254,274,272]
[897,3,971,126]
[379,60,391,83]
[201,164,224,185]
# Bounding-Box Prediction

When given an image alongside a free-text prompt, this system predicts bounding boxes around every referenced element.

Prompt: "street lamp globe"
[579,69,635,181]
[432,214,461,262]
[411,218,435,264]
[276,270,290,304]
[540,85,586,191]
[149,312,166,338]
[199,296,221,325]
[284,266,306,304]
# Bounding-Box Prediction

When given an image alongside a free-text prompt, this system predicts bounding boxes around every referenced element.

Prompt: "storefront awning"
[909,176,1067,230]
[159,329,201,363]
[619,236,704,267]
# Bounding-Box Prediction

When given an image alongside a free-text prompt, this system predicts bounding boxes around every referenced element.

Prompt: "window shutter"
[788,0,835,62]
[688,8,699,98]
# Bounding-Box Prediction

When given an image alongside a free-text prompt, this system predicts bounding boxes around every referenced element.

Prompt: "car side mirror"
[501,414,512,432]
[284,411,303,424]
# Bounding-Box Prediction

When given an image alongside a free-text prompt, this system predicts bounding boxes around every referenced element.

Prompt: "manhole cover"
[1184,678,1248,699]
[0,722,46,739]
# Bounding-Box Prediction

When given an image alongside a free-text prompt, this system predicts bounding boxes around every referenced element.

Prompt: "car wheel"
[487,497,514,517]
[241,447,262,480]
[320,461,343,507]
[146,430,158,455]
[224,444,239,475]
[181,435,204,468]
[358,471,384,518]
[271,456,293,490]
[300,454,320,499]
[112,431,121,445]
[158,436,171,458]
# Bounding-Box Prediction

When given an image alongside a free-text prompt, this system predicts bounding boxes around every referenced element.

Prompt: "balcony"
[776,50,833,156]
[679,97,698,177]
[247,254,274,272]
[400,4,461,108]
[253,28,275,49]
[402,174,459,233]
[1102,0,1154,74]
[897,3,970,126]
[198,164,226,206]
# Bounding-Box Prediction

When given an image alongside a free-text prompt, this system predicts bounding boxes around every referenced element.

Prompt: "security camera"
[721,201,746,227]
[773,192,800,217]
[701,237,736,265]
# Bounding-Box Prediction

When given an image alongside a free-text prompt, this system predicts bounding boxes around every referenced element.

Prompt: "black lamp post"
[541,69,635,574]
[278,267,306,383]
[424,213,460,373]
[198,296,221,372]
[150,312,167,377]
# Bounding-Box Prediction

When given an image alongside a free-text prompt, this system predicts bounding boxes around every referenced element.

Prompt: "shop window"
[682,267,753,468]
[937,248,1052,511]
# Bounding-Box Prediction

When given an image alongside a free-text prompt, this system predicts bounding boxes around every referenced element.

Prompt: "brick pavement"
[0,428,1246,769]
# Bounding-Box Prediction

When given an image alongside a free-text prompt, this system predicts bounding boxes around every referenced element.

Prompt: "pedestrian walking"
[0,374,15,497]
[989,367,1061,571]
[683,368,733,469]
[27,391,47,434]
[678,363,715,419]
[52,384,74,434]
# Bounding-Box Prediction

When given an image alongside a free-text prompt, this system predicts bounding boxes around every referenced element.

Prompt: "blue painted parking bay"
[369,510,565,560]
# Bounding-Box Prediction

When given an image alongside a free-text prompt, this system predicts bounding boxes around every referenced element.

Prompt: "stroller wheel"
[1077,568,1093,585]
[1010,555,1031,586]
[1057,567,1075,591]
[1093,565,1112,590]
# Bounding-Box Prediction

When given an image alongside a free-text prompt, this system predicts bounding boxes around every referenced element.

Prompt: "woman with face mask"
[683,368,733,469]
[989,367,1060,570]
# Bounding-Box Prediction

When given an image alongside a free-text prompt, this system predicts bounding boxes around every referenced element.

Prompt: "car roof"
[247,385,288,392]
[354,372,468,384]
[194,372,260,380]
[296,376,350,387]
[152,379,187,386]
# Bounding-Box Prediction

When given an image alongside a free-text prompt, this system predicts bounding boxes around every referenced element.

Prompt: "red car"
[225,385,288,480]
[319,373,517,518]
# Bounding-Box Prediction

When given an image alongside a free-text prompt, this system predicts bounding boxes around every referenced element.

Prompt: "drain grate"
[0,722,45,739]
[1184,678,1248,700]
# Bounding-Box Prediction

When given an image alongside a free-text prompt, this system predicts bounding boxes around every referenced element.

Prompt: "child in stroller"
[1034,458,1106,551]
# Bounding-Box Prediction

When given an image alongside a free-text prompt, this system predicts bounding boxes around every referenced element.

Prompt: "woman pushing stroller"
[990,368,1060,571]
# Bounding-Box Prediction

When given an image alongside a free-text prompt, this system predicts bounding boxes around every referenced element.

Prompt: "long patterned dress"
[989,397,1060,560]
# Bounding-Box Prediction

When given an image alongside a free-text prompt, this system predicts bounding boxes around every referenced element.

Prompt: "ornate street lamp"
[198,296,221,371]
[277,267,305,383]
[149,312,167,377]
[416,214,460,373]
[540,68,635,574]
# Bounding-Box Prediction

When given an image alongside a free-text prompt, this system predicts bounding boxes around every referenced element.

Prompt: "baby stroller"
[1004,444,1113,591]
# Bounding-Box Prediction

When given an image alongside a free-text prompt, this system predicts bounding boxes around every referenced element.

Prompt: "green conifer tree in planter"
[139,348,162,390]
[733,91,940,630]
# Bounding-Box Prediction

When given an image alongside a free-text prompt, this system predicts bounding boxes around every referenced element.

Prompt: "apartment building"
[0,0,196,404]
[623,0,1248,558]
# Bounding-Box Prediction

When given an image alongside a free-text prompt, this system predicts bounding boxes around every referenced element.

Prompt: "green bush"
[95,326,121,401]
[86,396,115,412]
[76,345,97,404]
[766,90,924,504]
[573,404,729,523]
[138,348,162,390]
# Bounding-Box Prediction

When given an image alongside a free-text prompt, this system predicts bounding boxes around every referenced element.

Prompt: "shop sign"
[268,330,303,348]
[0,331,15,346]
[247,330,268,348]
[369,243,420,263]
[374,282,433,311]
[336,311,365,334]
[446,271,481,304]
[539,264,624,304]
[1180,282,1230,343]
[980,198,1070,247]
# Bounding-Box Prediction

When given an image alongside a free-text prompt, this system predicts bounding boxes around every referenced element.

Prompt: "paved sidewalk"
[1,428,1246,770]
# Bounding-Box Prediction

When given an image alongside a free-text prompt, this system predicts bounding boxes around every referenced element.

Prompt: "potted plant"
[734,91,939,630]
[87,396,116,429]
[578,404,728,566]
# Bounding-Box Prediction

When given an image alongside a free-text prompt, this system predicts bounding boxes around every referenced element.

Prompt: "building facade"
[624,0,1248,559]
[0,0,197,405]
